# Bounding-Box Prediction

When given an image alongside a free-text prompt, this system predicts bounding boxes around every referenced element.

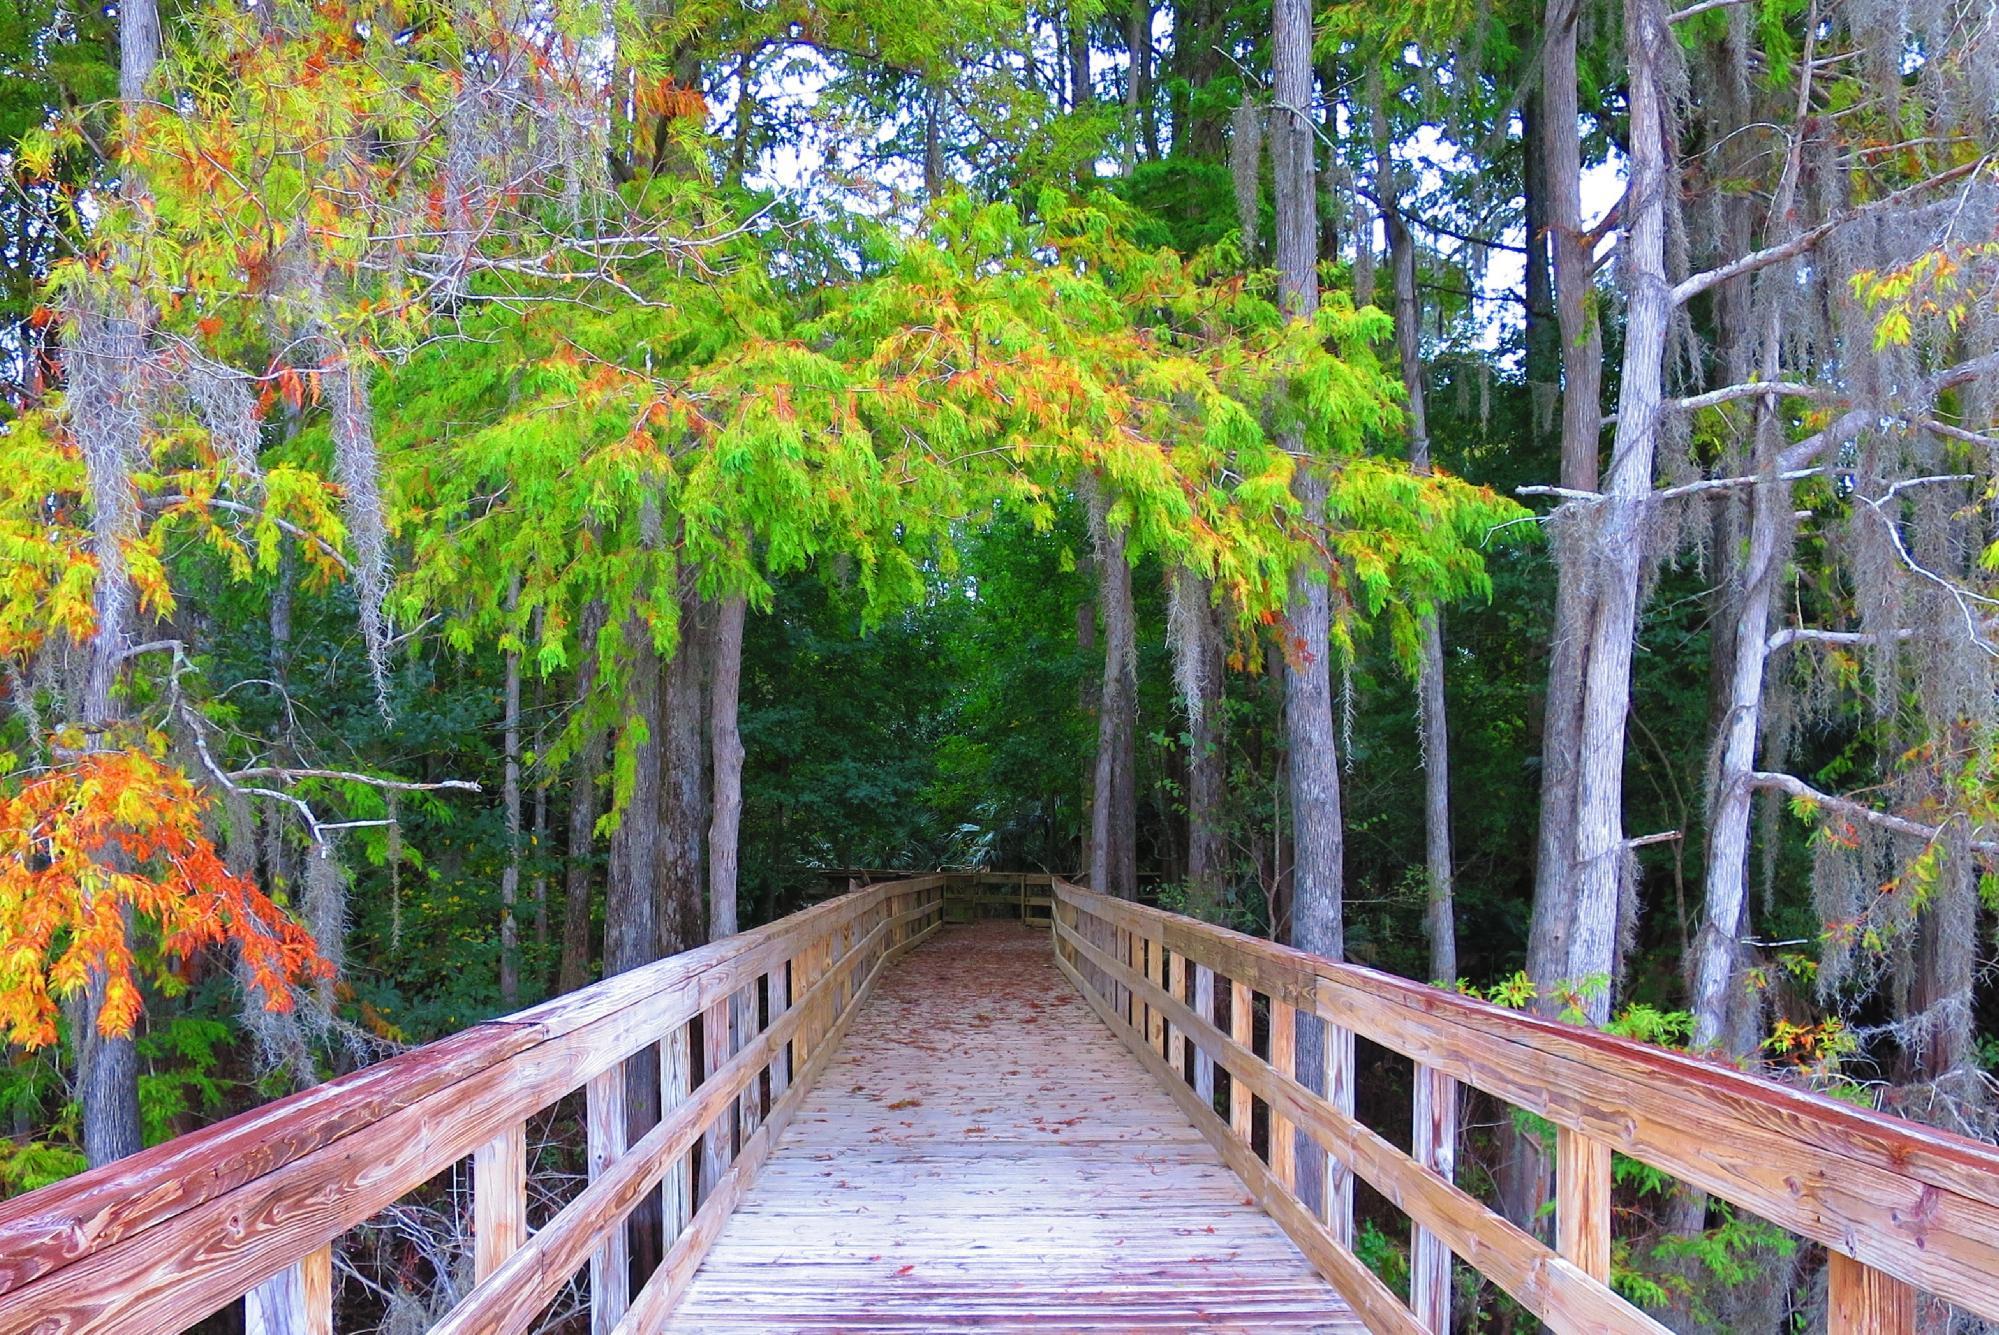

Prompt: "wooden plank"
[769,964,792,1104]
[1059,920,1665,1335]
[0,1020,537,1297]
[1229,978,1253,1145]
[1054,946,1419,1335]
[243,1243,331,1335]
[735,981,763,1146]
[1556,1126,1611,1284]
[473,1122,527,1282]
[1192,963,1215,1107]
[620,910,944,1331]
[0,883,942,1305]
[1053,881,1999,1321]
[660,1024,693,1245]
[700,994,737,1203]
[586,1063,630,1334]
[433,905,930,1335]
[1828,1253,1916,1335]
[1147,937,1167,1058]
[1270,999,1297,1193]
[0,880,938,1332]
[1325,1020,1355,1248]
[660,923,1362,1334]
[1411,1064,1457,1332]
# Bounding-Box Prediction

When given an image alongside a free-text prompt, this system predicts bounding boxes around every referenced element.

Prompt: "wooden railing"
[1052,880,1999,1335]
[0,875,947,1334]
[8,872,1996,1334]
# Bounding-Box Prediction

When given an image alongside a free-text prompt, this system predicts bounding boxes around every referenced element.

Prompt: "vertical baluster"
[1166,950,1186,1080]
[473,1121,527,1281]
[586,1064,629,1331]
[1147,937,1167,1057]
[769,961,792,1104]
[1323,1020,1355,1247]
[1269,999,1297,1192]
[660,1023,693,1244]
[1828,1253,1915,1334]
[1411,1064,1458,1331]
[1192,962,1215,1107]
[1229,978,1253,1144]
[700,994,735,1200]
[244,1243,332,1335]
[1556,1125,1611,1283]
[794,944,818,1068]
[736,978,763,1143]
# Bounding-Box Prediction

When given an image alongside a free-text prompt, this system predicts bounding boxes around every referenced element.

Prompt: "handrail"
[1051,880,1999,1334]
[8,872,1988,1334]
[0,875,948,1334]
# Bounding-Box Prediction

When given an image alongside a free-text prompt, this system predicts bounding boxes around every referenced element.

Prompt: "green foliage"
[1353,1218,1411,1299]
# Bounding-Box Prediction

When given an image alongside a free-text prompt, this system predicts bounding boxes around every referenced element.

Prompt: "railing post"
[1192,962,1215,1107]
[769,963,792,1104]
[1323,1020,1355,1247]
[1556,1125,1612,1284]
[736,980,763,1144]
[1147,937,1167,1058]
[1411,1064,1458,1331]
[701,993,736,1200]
[472,1121,527,1281]
[1229,979,1253,1144]
[1166,950,1186,1081]
[244,1243,332,1335]
[585,1064,629,1332]
[661,1022,693,1243]
[1828,1253,1915,1334]
[1270,999,1297,1192]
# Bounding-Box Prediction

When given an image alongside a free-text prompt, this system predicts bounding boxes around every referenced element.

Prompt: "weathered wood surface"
[1057,910,1662,1335]
[1054,881,1999,1325]
[0,877,943,1334]
[655,923,1362,1333]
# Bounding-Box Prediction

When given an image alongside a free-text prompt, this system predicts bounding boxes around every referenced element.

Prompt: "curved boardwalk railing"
[1052,880,1999,1335]
[2,872,1996,1333]
[0,876,946,1334]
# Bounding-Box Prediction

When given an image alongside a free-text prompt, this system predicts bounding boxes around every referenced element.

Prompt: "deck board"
[654,921,1362,1333]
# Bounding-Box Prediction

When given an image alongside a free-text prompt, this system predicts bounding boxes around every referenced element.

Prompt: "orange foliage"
[0,747,331,1047]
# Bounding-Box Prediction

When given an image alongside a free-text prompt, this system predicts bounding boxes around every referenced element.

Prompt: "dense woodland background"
[2,0,1997,1327]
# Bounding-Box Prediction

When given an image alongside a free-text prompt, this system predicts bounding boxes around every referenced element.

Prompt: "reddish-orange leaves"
[0,748,331,1047]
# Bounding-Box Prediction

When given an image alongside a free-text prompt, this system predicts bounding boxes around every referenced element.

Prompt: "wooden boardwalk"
[657,921,1363,1333]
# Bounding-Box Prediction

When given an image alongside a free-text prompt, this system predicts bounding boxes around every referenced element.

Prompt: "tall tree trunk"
[1504,0,1606,1236]
[1526,0,1605,1005]
[557,727,604,994]
[1566,0,1674,1023]
[1272,0,1344,1225]
[922,85,946,198]
[1691,38,1814,1056]
[1077,573,1098,878]
[1373,79,1457,985]
[1129,0,1159,161]
[605,611,664,1278]
[75,0,163,1171]
[1520,87,1559,461]
[1273,0,1335,962]
[500,581,522,1008]
[1178,574,1227,900]
[1068,1,1092,109]
[708,594,748,939]
[660,584,708,955]
[557,604,607,993]
[1091,501,1139,899]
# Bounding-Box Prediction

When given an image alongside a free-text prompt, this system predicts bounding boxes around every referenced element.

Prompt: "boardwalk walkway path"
[658,921,1363,1332]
